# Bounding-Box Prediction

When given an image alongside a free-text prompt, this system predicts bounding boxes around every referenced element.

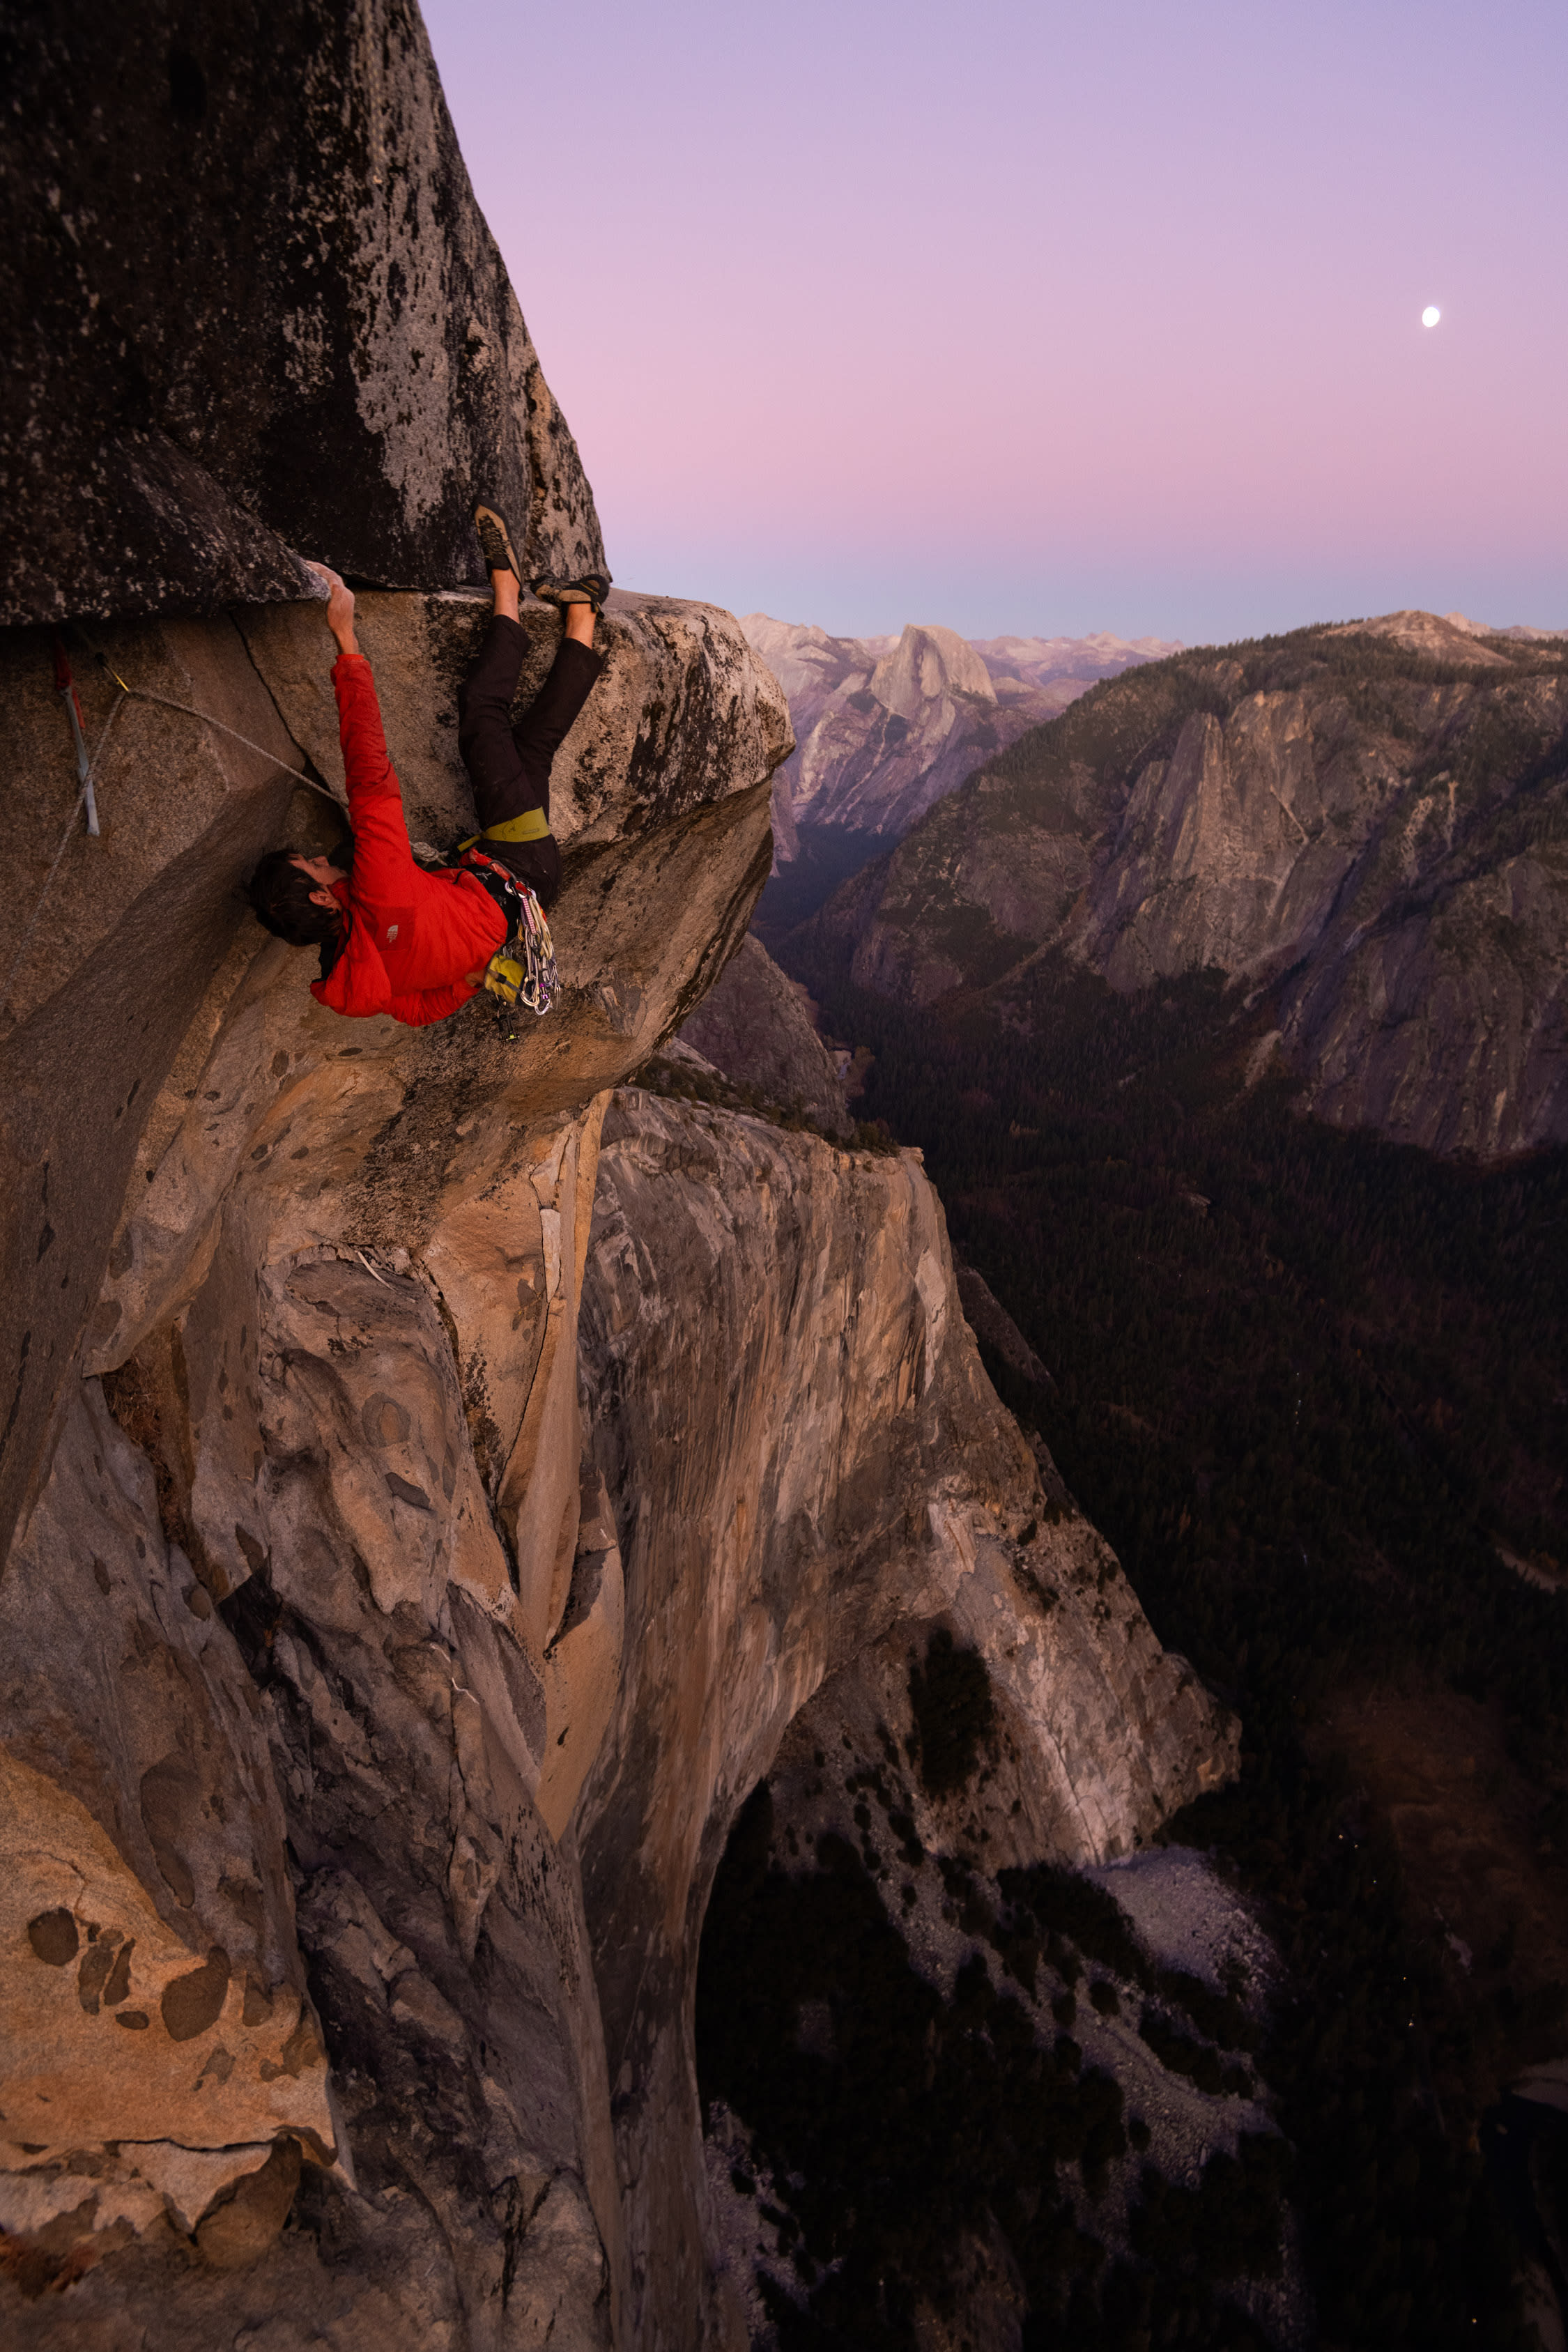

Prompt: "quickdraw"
[52,638,100,837]
[457,848,559,1036]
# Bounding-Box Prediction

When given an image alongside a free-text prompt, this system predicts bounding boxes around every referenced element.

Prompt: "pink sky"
[424,0,1567,645]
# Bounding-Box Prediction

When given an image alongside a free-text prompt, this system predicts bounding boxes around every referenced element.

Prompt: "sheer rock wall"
[575,1091,1234,2348]
[0,583,789,2341]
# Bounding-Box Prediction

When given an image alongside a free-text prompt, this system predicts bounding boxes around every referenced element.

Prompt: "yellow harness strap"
[457,809,551,851]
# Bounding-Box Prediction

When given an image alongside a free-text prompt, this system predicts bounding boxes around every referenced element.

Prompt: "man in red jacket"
[247,513,607,1027]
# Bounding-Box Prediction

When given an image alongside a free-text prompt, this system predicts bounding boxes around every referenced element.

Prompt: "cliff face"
[0,963,1236,2343]
[745,617,1073,859]
[794,614,1568,1157]
[575,1092,1233,2348]
[673,933,852,1139]
[0,583,791,2342]
[0,574,1237,2346]
[0,586,784,1584]
[2,0,604,622]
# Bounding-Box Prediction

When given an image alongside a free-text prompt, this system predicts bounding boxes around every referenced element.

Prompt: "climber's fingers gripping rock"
[303,561,360,659]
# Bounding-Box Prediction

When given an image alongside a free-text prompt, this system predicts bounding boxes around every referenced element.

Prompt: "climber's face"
[291,852,348,912]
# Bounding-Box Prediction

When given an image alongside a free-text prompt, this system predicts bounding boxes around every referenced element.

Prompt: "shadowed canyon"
[754,607,1568,2344]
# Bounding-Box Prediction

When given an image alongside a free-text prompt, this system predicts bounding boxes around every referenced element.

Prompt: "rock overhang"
[0,583,790,1590]
[1,0,606,625]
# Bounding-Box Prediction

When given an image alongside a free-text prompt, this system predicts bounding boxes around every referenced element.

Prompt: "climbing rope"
[3,640,348,1020]
[86,640,347,813]
[2,688,130,1014]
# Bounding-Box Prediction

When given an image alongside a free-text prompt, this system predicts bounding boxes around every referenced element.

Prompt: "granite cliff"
[672,934,853,1140]
[790,611,1568,1158]
[0,4,1238,2342]
[744,615,1176,868]
[0,583,1235,2339]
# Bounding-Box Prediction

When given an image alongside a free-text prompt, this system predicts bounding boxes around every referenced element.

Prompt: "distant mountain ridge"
[1444,610,1563,644]
[785,609,1568,1159]
[971,629,1184,689]
[744,614,1181,859]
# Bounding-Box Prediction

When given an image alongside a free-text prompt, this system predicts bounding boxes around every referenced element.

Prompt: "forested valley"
[771,930,1568,2347]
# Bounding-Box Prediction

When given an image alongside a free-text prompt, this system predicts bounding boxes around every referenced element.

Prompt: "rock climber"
[245,507,608,1026]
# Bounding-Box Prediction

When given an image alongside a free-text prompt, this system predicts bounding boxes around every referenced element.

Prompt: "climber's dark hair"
[246,847,349,949]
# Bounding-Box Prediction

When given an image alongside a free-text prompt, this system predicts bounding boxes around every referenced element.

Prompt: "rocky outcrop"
[575,1090,1236,2347]
[745,617,1082,857]
[792,616,1568,1157]
[0,560,1237,2342]
[2,0,604,624]
[0,581,789,2339]
[674,934,851,1137]
[953,1258,1054,1390]
[0,587,787,1580]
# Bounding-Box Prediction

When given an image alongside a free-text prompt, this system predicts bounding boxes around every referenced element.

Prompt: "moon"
[1422,305,1442,328]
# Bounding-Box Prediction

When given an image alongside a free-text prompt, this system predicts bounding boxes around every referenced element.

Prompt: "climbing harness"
[458,848,559,1034]
[4,635,348,1020]
[456,808,551,850]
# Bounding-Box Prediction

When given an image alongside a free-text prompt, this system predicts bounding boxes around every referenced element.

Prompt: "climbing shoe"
[528,571,610,614]
[473,502,523,582]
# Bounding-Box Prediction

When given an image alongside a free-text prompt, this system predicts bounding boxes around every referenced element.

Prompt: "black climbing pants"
[456,615,604,909]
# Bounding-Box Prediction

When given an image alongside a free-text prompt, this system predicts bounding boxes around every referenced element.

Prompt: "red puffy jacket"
[309,654,505,1026]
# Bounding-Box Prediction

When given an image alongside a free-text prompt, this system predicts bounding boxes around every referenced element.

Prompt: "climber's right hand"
[305,562,360,660]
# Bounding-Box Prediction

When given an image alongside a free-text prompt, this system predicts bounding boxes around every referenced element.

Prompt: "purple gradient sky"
[423,0,1567,645]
